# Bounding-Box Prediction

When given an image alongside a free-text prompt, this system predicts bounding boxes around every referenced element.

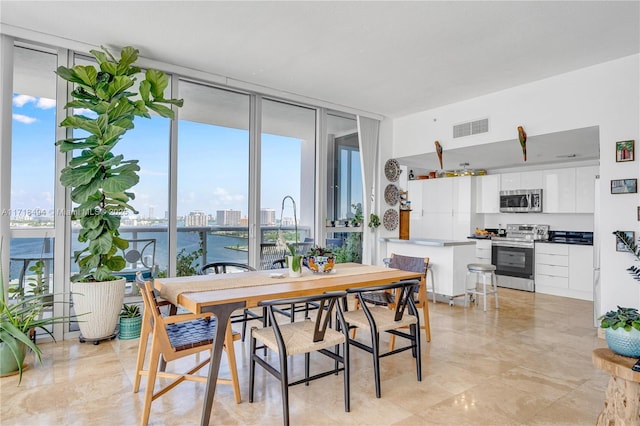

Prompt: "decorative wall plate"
[384,184,400,206]
[384,158,400,182]
[383,209,399,231]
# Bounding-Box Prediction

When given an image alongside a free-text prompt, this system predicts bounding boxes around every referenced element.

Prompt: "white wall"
[386,54,640,317]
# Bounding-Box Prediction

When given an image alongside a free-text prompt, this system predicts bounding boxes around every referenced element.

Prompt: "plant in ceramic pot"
[0,245,70,382]
[368,213,381,230]
[55,46,183,342]
[276,196,303,277]
[598,232,640,357]
[304,246,335,273]
[118,303,142,340]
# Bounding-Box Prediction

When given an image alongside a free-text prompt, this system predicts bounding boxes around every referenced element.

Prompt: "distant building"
[216,209,241,226]
[186,211,208,227]
[240,216,249,226]
[148,207,154,219]
[261,208,276,225]
[281,216,295,227]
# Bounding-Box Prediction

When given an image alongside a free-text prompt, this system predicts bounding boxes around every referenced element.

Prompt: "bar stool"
[464,263,499,312]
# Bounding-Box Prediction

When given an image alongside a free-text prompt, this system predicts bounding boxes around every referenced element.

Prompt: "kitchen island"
[381,238,476,305]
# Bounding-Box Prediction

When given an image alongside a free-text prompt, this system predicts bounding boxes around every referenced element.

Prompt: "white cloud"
[13,94,36,107]
[213,187,245,204]
[12,114,37,124]
[73,108,97,118]
[36,98,56,109]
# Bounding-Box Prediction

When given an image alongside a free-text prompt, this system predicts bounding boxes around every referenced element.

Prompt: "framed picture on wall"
[616,140,635,162]
[611,178,638,194]
[616,231,635,252]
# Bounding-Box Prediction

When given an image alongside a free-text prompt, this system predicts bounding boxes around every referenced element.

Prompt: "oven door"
[491,243,534,279]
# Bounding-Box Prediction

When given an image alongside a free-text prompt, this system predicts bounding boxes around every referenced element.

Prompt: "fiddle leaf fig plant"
[56,46,183,282]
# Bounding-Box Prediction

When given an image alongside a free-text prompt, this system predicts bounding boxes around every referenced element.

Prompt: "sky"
[11,94,303,221]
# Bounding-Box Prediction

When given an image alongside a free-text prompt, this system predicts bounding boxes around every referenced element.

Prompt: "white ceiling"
[1,1,638,119]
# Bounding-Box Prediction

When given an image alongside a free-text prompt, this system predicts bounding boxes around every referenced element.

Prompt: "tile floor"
[1,288,610,425]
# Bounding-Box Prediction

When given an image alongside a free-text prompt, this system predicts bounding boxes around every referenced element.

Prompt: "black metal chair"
[199,262,264,341]
[344,279,422,398]
[249,291,350,426]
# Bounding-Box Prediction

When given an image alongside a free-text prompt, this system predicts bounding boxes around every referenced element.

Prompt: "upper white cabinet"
[407,180,423,219]
[542,166,597,213]
[575,166,598,213]
[500,170,542,191]
[500,173,521,191]
[520,170,543,189]
[543,168,576,213]
[475,175,500,213]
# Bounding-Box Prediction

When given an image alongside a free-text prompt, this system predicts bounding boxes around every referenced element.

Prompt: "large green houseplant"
[56,46,183,341]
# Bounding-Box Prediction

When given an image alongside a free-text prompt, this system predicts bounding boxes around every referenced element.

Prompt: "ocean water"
[8,232,248,281]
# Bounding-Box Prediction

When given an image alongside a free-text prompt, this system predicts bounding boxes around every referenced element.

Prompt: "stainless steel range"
[491,224,550,292]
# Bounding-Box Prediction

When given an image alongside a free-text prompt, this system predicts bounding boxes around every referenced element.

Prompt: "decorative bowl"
[605,327,640,358]
[304,255,335,274]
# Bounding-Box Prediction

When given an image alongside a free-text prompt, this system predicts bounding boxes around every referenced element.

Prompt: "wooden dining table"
[154,263,423,426]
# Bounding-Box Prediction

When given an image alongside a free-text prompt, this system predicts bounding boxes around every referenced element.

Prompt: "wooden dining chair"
[133,280,241,426]
[249,291,350,426]
[344,279,422,398]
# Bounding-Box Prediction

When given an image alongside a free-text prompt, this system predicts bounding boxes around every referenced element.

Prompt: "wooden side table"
[592,347,640,425]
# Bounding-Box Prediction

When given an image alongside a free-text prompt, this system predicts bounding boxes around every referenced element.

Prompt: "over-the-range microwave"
[499,189,543,213]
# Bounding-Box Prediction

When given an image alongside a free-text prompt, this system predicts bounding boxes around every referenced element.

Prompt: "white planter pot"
[72,278,125,340]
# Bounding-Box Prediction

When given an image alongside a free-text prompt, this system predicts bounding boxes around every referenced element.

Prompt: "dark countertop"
[537,240,593,246]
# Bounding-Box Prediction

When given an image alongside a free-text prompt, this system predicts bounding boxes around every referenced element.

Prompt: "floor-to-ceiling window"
[326,113,362,262]
[177,81,250,273]
[9,44,58,339]
[260,99,316,267]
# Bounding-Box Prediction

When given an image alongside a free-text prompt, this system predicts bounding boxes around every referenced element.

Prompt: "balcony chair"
[133,280,241,426]
[343,279,422,398]
[199,262,264,341]
[249,291,350,426]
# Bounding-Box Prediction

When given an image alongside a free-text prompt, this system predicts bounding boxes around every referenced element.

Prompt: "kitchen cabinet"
[500,172,521,191]
[475,239,491,263]
[535,242,593,301]
[543,168,576,213]
[409,177,475,240]
[407,180,423,220]
[575,166,598,213]
[475,174,500,213]
[500,171,542,191]
[568,245,594,300]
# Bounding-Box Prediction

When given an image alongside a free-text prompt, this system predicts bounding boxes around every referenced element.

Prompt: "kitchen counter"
[380,237,475,247]
[383,238,476,304]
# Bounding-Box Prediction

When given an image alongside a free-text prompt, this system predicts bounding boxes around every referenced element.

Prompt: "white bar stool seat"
[464,263,499,312]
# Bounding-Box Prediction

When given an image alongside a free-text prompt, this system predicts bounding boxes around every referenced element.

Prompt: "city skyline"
[11,94,303,223]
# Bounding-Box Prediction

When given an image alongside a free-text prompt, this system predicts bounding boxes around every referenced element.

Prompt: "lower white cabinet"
[535,242,593,300]
[475,239,492,263]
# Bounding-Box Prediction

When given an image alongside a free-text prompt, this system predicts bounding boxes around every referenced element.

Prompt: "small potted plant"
[599,306,640,357]
[368,213,381,230]
[598,232,640,357]
[119,303,142,340]
[1,245,70,382]
[304,246,336,274]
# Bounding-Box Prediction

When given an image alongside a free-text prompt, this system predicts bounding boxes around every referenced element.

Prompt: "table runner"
[160,264,390,306]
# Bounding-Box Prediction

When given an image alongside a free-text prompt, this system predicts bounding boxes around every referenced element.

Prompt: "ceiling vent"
[453,118,489,138]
